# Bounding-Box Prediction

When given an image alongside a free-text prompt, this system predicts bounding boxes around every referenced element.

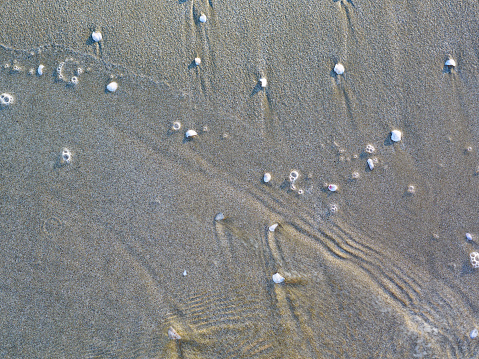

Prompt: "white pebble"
[194,57,201,66]
[182,270,187,277]
[0,93,14,107]
[199,14,207,23]
[334,63,345,75]
[106,81,118,92]
[37,64,45,76]
[367,158,375,170]
[259,77,267,88]
[470,252,479,268]
[185,129,198,138]
[215,212,225,221]
[328,184,338,192]
[91,31,102,42]
[269,223,278,232]
[445,58,456,67]
[471,328,478,339]
[466,233,473,241]
[272,273,285,284]
[263,172,272,183]
[391,130,402,142]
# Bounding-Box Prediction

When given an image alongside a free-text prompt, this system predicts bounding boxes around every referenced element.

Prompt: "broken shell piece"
[334,63,345,75]
[106,81,118,92]
[194,57,201,66]
[168,327,182,340]
[470,252,479,268]
[61,148,72,164]
[471,328,478,339]
[289,170,299,182]
[185,129,198,139]
[445,59,456,67]
[215,212,225,221]
[259,77,267,88]
[328,184,338,192]
[391,130,402,142]
[367,158,375,170]
[466,233,473,241]
[0,93,14,107]
[269,223,278,232]
[182,270,187,277]
[37,64,45,75]
[272,273,285,284]
[172,121,181,131]
[263,172,272,183]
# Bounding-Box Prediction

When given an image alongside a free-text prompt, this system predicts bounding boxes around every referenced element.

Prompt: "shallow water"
[1,0,479,358]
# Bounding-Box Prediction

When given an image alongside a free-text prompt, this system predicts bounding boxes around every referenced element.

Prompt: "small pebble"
[289,170,299,182]
[269,223,278,232]
[328,184,338,192]
[91,31,102,42]
[168,327,182,340]
[194,57,201,66]
[466,233,473,241]
[199,14,207,23]
[445,58,456,67]
[263,172,272,183]
[259,77,267,88]
[272,273,285,284]
[334,63,345,75]
[185,129,198,139]
[470,328,478,339]
[367,158,375,170]
[215,212,225,221]
[106,81,118,92]
[182,270,187,277]
[391,130,402,142]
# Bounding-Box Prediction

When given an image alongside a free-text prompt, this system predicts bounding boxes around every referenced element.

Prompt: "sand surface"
[0,0,479,357]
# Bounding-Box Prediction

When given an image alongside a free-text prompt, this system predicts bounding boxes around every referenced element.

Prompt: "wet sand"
[0,0,479,357]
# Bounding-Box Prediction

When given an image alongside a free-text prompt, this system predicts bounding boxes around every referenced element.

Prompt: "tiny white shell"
[269,223,278,232]
[106,81,118,92]
[471,328,478,339]
[391,130,402,142]
[367,158,375,170]
[328,184,338,192]
[185,129,198,138]
[334,63,345,75]
[61,148,72,164]
[215,212,225,221]
[182,270,187,277]
[445,59,456,67]
[37,64,45,76]
[168,327,182,340]
[466,233,473,241]
[272,273,285,284]
[194,57,201,66]
[199,14,207,23]
[259,77,267,88]
[172,121,181,131]
[263,172,272,183]
[91,31,102,42]
[289,170,299,182]
[0,93,14,106]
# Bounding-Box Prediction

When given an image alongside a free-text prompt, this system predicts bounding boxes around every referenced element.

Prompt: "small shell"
[334,63,345,75]
[199,14,207,23]
[263,172,272,183]
[37,64,45,76]
[365,144,375,154]
[182,270,187,277]
[106,81,118,92]
[215,212,225,221]
[328,184,338,192]
[194,57,201,66]
[391,130,402,142]
[471,328,478,339]
[367,158,375,170]
[61,148,72,164]
[289,170,299,182]
[259,77,267,88]
[445,59,456,67]
[0,93,14,106]
[91,31,102,42]
[272,273,285,284]
[168,327,182,340]
[172,121,182,131]
[185,129,198,138]
[269,223,278,232]
[466,233,473,241]
[470,252,479,268]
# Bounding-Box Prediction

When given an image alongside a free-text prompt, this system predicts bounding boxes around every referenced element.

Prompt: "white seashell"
[199,14,207,23]
[391,130,402,142]
[289,170,299,182]
[334,63,345,75]
[215,212,225,221]
[328,184,338,192]
[70,76,79,85]
[185,129,198,138]
[445,59,456,67]
[471,328,478,339]
[194,57,201,66]
[272,273,285,284]
[61,148,72,164]
[365,144,375,154]
[182,270,187,277]
[269,223,278,232]
[106,81,118,92]
[367,158,374,170]
[263,172,272,183]
[172,121,181,131]
[0,93,14,106]
[168,327,182,340]
[259,77,267,88]
[91,31,102,42]
[37,64,45,76]
[470,252,479,268]
[466,233,473,241]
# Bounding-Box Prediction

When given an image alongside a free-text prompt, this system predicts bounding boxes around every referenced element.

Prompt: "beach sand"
[0,0,478,357]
